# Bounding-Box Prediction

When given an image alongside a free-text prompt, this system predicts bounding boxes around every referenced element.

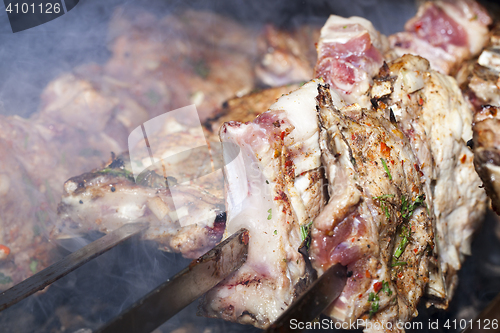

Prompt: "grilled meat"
[463,23,500,109]
[312,84,433,328]
[0,72,134,288]
[256,24,320,87]
[464,25,500,215]
[314,15,388,107]
[204,84,301,142]
[473,106,500,215]
[53,152,226,258]
[388,0,491,75]
[200,80,331,328]
[371,54,487,307]
[50,108,229,258]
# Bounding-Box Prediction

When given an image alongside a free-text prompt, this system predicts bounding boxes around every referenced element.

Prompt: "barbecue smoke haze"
[3,0,498,333]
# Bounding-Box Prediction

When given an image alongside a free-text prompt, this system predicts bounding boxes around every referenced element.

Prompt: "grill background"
[0,0,499,332]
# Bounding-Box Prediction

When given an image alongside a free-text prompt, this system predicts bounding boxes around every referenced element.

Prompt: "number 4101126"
[5,2,61,14]
[443,318,498,330]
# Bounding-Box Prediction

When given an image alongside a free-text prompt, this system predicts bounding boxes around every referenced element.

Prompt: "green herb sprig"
[373,194,395,220]
[300,220,314,249]
[380,158,392,180]
[368,292,380,318]
[368,280,392,318]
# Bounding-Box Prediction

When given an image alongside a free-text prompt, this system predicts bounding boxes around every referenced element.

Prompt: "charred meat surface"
[311,84,433,329]
[53,152,225,259]
[200,80,329,328]
[473,106,500,215]
[371,54,487,307]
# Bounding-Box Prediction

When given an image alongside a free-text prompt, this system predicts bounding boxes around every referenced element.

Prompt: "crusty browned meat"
[473,106,500,215]
[53,151,226,258]
[371,54,487,308]
[203,84,301,141]
[312,84,433,329]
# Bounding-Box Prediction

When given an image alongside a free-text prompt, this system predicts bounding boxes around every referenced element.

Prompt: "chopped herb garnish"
[394,225,410,259]
[368,280,392,317]
[267,209,272,220]
[373,194,395,200]
[30,260,38,274]
[401,194,425,219]
[393,194,426,260]
[0,273,12,284]
[380,158,392,180]
[391,260,407,267]
[343,25,347,29]
[373,194,394,220]
[381,281,392,295]
[266,180,269,184]
[300,221,314,249]
[368,292,380,318]
[300,221,314,242]
[98,167,135,182]
[274,230,277,235]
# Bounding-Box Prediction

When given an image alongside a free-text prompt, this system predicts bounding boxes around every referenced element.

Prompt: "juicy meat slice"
[255,24,320,87]
[203,84,301,143]
[312,84,433,328]
[473,106,500,215]
[314,15,388,107]
[52,152,225,259]
[371,54,487,307]
[388,0,491,75]
[200,80,329,328]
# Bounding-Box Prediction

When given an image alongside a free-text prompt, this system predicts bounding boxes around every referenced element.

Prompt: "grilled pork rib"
[312,84,433,328]
[200,80,335,328]
[371,55,487,307]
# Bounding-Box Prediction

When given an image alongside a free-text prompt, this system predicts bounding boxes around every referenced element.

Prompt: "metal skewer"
[0,222,149,311]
